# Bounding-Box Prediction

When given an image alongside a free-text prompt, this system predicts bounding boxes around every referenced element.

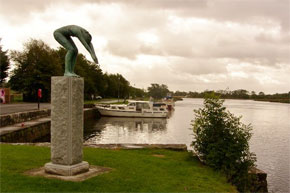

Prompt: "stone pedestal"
[45,76,89,176]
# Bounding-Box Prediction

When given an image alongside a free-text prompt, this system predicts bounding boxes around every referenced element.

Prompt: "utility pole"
[118,76,120,102]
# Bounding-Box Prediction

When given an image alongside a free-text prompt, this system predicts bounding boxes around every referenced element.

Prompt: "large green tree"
[103,73,130,99]
[0,39,10,85]
[147,83,169,99]
[9,39,62,102]
[129,86,146,98]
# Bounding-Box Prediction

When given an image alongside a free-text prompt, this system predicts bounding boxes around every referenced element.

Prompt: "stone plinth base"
[25,165,112,182]
[44,161,89,176]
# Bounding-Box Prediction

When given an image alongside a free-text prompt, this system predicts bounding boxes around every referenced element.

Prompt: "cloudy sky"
[0,0,289,93]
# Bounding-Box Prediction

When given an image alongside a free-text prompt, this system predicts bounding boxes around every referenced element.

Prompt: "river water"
[84,98,290,193]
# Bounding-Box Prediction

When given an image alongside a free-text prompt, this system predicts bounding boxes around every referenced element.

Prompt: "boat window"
[111,106,116,109]
[128,103,135,106]
[160,108,165,111]
[136,103,142,111]
[118,107,125,110]
[142,103,150,109]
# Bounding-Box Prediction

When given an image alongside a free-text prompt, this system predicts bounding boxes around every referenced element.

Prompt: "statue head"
[81,29,92,43]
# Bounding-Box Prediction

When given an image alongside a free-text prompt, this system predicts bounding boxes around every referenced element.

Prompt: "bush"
[191,93,256,192]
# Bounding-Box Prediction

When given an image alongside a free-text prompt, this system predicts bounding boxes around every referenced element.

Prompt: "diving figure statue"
[53,25,98,77]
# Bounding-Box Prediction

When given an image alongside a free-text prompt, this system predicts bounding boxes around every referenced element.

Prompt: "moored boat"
[96,101,168,118]
[153,99,175,111]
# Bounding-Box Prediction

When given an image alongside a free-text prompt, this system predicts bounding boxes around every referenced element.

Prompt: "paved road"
[0,100,120,115]
[0,103,51,115]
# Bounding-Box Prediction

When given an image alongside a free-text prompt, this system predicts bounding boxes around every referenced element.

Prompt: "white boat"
[96,101,168,118]
[154,99,175,111]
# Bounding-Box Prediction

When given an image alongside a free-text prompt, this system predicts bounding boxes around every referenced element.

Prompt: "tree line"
[1,39,145,102]
[173,89,290,103]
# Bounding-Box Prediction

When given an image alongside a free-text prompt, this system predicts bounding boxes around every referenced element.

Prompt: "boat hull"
[97,108,168,118]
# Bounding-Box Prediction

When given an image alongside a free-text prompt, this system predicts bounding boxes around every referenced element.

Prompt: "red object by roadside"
[38,89,42,98]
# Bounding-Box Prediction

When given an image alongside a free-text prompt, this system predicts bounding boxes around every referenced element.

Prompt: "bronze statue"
[54,25,98,77]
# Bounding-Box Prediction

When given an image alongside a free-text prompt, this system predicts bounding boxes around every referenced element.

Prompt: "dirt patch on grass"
[152,154,165,158]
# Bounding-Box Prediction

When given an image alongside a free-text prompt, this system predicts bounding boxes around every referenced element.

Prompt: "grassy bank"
[0,144,237,192]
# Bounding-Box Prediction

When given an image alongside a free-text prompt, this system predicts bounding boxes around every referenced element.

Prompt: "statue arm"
[88,42,98,64]
[79,37,99,64]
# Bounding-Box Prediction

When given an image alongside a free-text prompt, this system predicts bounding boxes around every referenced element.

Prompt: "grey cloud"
[105,23,289,68]
[106,39,138,59]
[119,0,290,32]
[139,44,164,56]
[2,0,289,31]
[172,0,289,31]
[0,0,54,23]
[169,58,228,75]
[206,44,289,65]
[125,0,207,10]
[255,33,290,45]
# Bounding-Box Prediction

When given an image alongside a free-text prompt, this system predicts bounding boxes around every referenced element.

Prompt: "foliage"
[191,93,256,192]
[0,39,10,84]
[147,83,169,99]
[9,39,62,102]
[0,144,237,192]
[174,90,187,97]
[103,73,130,99]
[129,86,146,98]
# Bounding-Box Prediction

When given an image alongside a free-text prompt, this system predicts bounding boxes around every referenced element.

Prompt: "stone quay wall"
[84,108,100,121]
[0,109,51,127]
[0,108,100,143]
[248,167,268,192]
[0,120,51,143]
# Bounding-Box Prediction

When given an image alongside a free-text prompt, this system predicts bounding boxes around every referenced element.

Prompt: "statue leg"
[53,31,78,76]
[65,38,78,76]
[68,40,78,76]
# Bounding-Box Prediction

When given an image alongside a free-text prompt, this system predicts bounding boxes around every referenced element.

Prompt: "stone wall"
[0,109,51,127]
[0,120,51,143]
[84,104,96,108]
[0,108,100,143]
[248,167,268,192]
[84,108,100,120]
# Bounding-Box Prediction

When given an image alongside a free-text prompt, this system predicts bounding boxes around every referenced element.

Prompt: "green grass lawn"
[0,144,237,192]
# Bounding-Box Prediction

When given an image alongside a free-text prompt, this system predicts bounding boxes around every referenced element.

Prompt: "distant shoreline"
[253,98,289,104]
[182,97,290,104]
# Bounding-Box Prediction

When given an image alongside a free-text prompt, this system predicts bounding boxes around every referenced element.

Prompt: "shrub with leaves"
[191,93,256,192]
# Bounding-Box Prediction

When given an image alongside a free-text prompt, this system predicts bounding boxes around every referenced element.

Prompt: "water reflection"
[85,117,168,144]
